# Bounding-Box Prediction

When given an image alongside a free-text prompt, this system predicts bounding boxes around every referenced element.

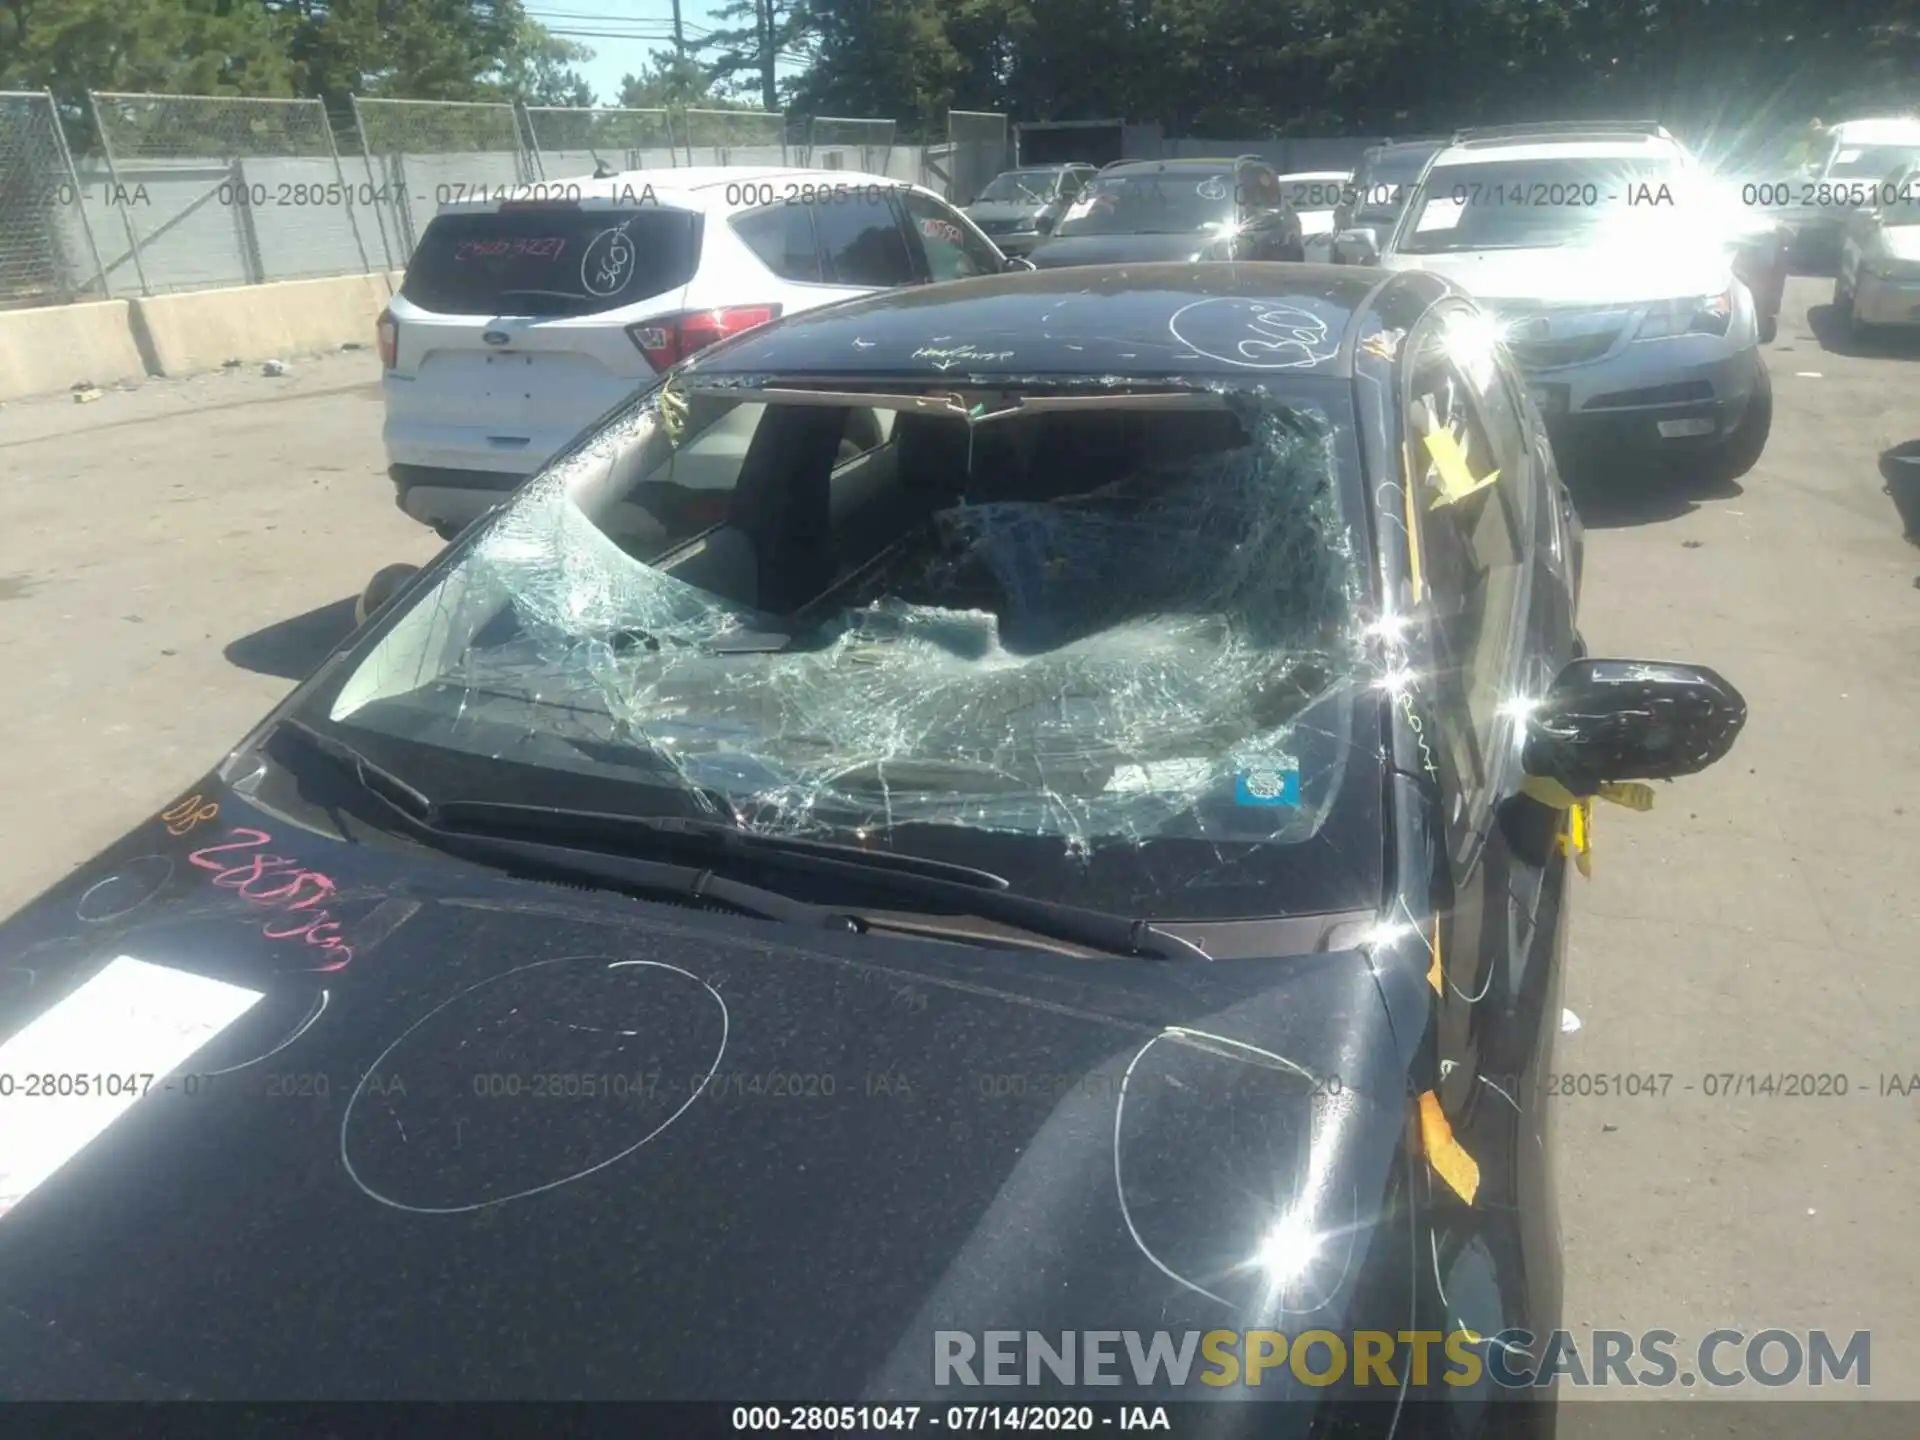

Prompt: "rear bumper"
[381,412,568,479]
[389,464,522,534]
[1854,272,1920,327]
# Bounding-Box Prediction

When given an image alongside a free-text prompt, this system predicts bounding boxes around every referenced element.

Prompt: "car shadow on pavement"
[1881,441,1920,545]
[1561,450,1744,530]
[224,598,360,680]
[1807,303,1920,360]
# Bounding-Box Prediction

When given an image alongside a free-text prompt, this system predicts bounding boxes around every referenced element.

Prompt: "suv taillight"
[627,306,781,368]
[376,310,398,370]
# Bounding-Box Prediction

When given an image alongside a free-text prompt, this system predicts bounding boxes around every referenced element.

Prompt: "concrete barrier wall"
[0,270,406,401]
[129,271,404,377]
[0,300,150,402]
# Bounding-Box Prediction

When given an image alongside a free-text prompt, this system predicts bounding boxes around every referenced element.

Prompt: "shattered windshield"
[1353,149,1438,221]
[320,373,1376,920]
[1053,173,1238,236]
[1398,158,1687,254]
[977,171,1060,204]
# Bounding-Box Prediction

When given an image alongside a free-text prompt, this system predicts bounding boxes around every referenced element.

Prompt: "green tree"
[270,0,523,111]
[786,0,958,132]
[496,16,595,107]
[618,51,730,109]
[0,0,293,113]
[702,0,815,110]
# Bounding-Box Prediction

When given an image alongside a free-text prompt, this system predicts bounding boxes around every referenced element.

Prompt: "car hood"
[1029,231,1220,267]
[1383,241,1734,304]
[966,200,1049,226]
[0,785,1421,1412]
[1877,223,1920,261]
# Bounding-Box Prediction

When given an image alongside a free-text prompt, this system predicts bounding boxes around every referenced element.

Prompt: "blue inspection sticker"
[1234,761,1300,807]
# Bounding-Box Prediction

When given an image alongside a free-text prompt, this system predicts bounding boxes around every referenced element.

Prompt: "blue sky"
[526,0,808,107]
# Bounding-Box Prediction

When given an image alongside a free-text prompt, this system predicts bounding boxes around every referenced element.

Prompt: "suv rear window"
[400,207,702,317]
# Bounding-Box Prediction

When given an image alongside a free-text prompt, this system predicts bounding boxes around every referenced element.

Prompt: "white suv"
[379,167,1014,538]
[1336,122,1771,480]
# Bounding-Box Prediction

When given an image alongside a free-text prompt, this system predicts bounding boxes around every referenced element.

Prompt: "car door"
[807,189,922,292]
[1393,300,1575,1352]
[1836,200,1881,301]
[1234,164,1297,259]
[897,188,1010,282]
[1397,302,1571,1127]
[1332,151,1376,235]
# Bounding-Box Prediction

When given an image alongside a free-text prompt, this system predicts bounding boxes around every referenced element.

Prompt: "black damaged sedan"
[0,265,1746,1435]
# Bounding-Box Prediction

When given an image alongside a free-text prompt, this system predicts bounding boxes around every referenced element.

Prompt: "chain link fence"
[1,96,1018,305]
[350,97,533,265]
[945,111,1012,207]
[0,91,108,307]
[524,105,679,180]
[681,108,788,167]
[87,92,370,296]
[806,116,897,178]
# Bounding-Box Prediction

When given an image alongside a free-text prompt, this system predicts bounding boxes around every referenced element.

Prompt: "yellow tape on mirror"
[1418,1090,1480,1204]
[1565,799,1593,878]
[659,380,689,446]
[1421,426,1499,507]
[1597,780,1656,811]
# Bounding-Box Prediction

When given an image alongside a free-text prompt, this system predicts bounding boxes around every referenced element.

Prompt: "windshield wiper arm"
[276,718,437,819]
[272,721,867,932]
[426,805,1201,958]
[270,723,1203,960]
[435,800,1013,892]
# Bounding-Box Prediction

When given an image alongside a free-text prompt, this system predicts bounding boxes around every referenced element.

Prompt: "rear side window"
[811,195,918,287]
[900,191,1002,282]
[400,207,702,317]
[731,204,823,282]
[1241,167,1283,210]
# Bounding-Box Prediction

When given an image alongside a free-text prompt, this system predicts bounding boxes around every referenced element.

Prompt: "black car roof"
[1102,157,1251,172]
[685,265,1416,382]
[1366,140,1444,159]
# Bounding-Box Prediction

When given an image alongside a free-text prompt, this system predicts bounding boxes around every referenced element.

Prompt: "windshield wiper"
[271,722,1203,959]
[432,801,1208,960]
[271,720,863,931]
[436,799,1013,892]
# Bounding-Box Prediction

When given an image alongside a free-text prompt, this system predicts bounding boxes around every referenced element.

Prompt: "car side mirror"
[1334,227,1379,264]
[1521,658,1748,793]
[1003,255,1038,273]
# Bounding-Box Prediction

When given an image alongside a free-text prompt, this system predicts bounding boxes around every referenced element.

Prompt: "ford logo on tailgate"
[482,330,511,346]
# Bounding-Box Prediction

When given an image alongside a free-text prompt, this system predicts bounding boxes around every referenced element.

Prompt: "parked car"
[1775,116,1920,268]
[1686,172,1791,344]
[1274,169,1354,260]
[379,167,1014,540]
[1726,214,1791,345]
[1026,156,1305,267]
[1833,163,1920,335]
[1329,138,1445,247]
[0,263,1747,1423]
[1338,122,1773,480]
[963,163,1098,256]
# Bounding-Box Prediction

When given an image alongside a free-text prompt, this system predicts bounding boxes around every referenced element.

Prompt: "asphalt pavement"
[0,276,1916,1398]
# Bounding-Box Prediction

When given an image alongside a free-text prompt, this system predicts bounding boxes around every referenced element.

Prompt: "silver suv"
[1334,121,1772,481]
